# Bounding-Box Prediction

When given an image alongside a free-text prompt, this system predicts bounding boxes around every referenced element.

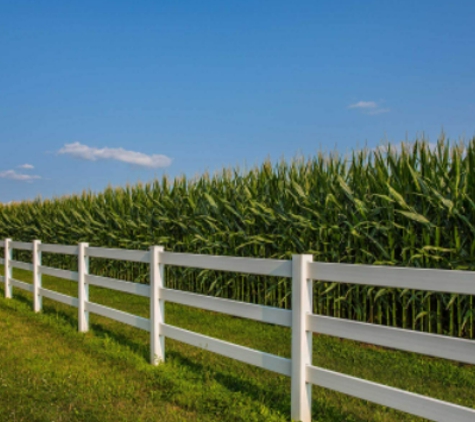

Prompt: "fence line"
[0,238,474,422]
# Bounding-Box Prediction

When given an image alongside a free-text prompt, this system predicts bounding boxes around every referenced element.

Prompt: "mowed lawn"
[1,267,474,422]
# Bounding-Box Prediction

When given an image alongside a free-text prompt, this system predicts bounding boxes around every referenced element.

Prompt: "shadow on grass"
[1,286,371,421]
[163,348,368,422]
[4,287,150,361]
[167,349,290,411]
[4,289,32,308]
[88,321,150,361]
[0,287,355,421]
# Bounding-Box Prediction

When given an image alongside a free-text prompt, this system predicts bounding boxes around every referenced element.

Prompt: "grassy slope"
[0,267,474,422]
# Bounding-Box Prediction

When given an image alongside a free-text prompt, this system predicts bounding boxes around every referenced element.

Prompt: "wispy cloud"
[348,101,378,110]
[58,142,172,168]
[18,163,34,169]
[0,169,41,182]
[348,100,389,115]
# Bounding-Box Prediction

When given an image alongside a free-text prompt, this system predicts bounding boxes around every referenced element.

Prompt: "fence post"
[33,240,42,312]
[4,239,12,299]
[291,254,313,422]
[78,242,89,332]
[150,245,165,365]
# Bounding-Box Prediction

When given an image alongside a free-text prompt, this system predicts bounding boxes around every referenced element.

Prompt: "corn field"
[1,137,475,338]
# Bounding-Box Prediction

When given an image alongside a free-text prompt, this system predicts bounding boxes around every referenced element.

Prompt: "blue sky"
[1,0,474,203]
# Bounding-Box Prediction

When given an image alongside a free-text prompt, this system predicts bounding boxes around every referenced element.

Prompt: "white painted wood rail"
[160,288,292,327]
[1,238,475,422]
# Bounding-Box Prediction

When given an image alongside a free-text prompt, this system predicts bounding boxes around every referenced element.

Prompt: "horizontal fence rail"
[10,260,33,271]
[307,314,475,365]
[86,274,151,297]
[39,243,79,255]
[159,251,292,277]
[10,278,34,293]
[1,238,474,422]
[306,366,475,422]
[38,265,78,282]
[10,241,33,251]
[85,301,150,331]
[39,287,79,308]
[86,246,151,263]
[308,262,475,295]
[161,323,292,376]
[161,288,292,327]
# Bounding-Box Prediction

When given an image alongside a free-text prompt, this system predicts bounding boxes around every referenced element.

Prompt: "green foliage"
[1,136,475,338]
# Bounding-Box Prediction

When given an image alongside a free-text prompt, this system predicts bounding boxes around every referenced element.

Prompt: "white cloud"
[348,101,378,109]
[18,163,34,169]
[0,170,41,182]
[348,100,390,115]
[58,142,172,168]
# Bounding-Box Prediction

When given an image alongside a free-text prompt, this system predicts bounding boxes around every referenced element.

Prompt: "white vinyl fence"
[1,238,475,422]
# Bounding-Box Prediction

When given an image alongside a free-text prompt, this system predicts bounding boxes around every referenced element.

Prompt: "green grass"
[0,266,474,421]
